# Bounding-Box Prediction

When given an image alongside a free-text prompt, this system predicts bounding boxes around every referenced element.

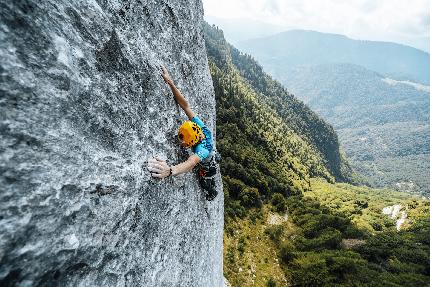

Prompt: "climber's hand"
[161,66,174,86]
[148,157,171,179]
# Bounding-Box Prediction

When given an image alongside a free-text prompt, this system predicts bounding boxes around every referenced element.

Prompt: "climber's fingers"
[148,159,166,169]
[148,164,163,177]
[147,158,170,178]
[148,162,164,169]
[160,66,169,80]
[148,166,163,173]
[148,158,164,164]
[148,158,169,176]
[147,160,164,171]
[154,157,167,164]
[160,66,174,86]
[151,172,164,178]
[161,65,167,75]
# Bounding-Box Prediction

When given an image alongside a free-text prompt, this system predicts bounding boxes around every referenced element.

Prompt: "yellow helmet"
[178,121,203,147]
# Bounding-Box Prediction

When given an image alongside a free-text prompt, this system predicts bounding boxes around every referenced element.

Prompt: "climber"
[147,66,219,201]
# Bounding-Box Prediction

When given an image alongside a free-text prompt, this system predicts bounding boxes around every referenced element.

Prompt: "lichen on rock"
[0,1,223,286]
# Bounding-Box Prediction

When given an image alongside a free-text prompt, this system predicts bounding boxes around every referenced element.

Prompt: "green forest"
[203,23,430,287]
[272,63,430,195]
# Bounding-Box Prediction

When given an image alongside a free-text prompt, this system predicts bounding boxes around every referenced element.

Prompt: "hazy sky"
[203,0,430,52]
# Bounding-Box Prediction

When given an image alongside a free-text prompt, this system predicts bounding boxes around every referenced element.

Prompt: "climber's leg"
[199,176,218,201]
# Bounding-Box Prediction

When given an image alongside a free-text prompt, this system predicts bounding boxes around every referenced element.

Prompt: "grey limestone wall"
[0,0,223,286]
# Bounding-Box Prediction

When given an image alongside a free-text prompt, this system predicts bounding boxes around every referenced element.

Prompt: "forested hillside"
[235,29,430,196]
[204,23,354,189]
[203,23,430,287]
[277,63,430,195]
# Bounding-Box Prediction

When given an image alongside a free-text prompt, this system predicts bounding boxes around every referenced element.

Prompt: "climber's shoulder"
[191,115,213,161]
[191,115,206,128]
[192,116,212,142]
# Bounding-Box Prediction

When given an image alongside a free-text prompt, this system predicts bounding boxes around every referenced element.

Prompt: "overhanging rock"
[0,0,223,286]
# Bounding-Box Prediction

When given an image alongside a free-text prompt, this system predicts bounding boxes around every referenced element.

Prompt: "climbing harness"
[198,150,221,201]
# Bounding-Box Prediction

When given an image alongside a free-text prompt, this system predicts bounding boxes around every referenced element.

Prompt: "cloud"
[202,0,430,52]
[421,14,430,26]
[263,0,281,15]
[360,0,381,12]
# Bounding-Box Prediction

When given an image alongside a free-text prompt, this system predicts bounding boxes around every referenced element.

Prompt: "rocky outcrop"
[0,1,223,286]
[382,205,408,231]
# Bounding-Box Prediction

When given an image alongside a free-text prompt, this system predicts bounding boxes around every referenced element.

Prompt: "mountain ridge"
[249,29,430,55]
[237,29,430,85]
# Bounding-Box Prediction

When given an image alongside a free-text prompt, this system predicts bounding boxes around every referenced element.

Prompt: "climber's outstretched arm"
[148,155,200,178]
[161,66,195,120]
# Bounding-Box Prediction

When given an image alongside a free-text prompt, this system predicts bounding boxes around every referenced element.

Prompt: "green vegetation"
[204,23,356,221]
[223,189,430,287]
[223,206,291,286]
[262,62,430,195]
[306,178,430,232]
[204,23,355,185]
[203,23,430,286]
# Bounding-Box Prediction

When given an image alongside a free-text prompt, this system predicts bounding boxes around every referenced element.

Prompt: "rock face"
[0,1,223,286]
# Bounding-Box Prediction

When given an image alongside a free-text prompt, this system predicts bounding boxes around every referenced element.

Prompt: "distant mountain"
[238,30,430,85]
[397,35,430,55]
[282,63,430,194]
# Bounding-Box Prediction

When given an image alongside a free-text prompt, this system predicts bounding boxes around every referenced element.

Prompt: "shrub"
[237,236,247,256]
[279,242,296,264]
[227,246,235,264]
[265,225,284,243]
[297,228,343,251]
[357,232,404,263]
[267,277,277,287]
[325,251,367,280]
[225,199,247,219]
[271,193,287,213]
[371,222,383,231]
[302,214,349,238]
[240,187,262,208]
[224,176,246,198]
[354,200,368,209]
[291,253,330,286]
[249,209,263,224]
[343,225,367,239]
